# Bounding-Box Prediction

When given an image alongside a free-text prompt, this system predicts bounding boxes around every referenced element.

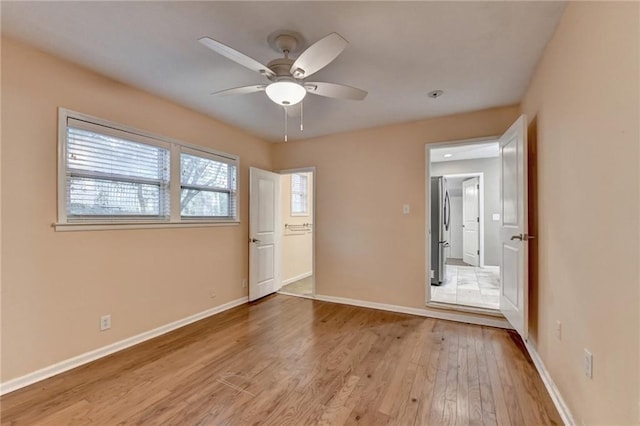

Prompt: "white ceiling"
[1,1,566,142]
[431,142,499,163]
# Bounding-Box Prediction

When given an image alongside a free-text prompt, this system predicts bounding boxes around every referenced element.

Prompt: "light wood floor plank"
[466,324,484,426]
[0,295,562,425]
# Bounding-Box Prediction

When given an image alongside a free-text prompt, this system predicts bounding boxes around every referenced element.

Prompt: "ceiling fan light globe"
[265,81,306,106]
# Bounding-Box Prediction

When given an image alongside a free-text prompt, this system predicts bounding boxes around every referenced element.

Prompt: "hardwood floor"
[0,295,561,425]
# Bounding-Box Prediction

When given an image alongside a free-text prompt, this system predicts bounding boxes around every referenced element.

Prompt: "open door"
[249,167,281,301]
[499,115,530,339]
[462,176,480,266]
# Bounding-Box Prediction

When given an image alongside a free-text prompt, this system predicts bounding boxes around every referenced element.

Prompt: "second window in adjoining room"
[291,173,309,216]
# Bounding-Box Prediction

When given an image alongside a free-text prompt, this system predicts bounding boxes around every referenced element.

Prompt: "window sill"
[53,221,240,232]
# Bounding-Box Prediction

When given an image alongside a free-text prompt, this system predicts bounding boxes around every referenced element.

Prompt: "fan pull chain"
[300,101,304,131]
[284,107,288,142]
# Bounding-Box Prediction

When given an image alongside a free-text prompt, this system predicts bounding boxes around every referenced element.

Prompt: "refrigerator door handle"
[444,191,451,231]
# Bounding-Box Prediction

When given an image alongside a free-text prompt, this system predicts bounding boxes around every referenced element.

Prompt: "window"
[58,110,239,229]
[65,119,171,220]
[180,149,237,219]
[291,173,309,216]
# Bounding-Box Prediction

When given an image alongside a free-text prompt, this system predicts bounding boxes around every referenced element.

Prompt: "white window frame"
[56,108,240,231]
[179,146,238,221]
[290,173,309,217]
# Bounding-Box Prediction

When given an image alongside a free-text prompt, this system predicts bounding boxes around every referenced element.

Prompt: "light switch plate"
[492,213,500,221]
[403,204,410,214]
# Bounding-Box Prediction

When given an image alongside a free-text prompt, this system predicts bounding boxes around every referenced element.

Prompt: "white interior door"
[249,167,281,302]
[462,177,480,266]
[499,115,529,339]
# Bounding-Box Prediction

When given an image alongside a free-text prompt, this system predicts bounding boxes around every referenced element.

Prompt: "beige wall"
[280,172,313,283]
[521,2,639,424]
[0,37,272,381]
[273,106,519,307]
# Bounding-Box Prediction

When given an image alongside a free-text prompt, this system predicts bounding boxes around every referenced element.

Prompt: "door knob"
[249,238,261,243]
[510,234,523,241]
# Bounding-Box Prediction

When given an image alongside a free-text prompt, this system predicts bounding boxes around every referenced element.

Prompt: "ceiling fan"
[198,31,368,140]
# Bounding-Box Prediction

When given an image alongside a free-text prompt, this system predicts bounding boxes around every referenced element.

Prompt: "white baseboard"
[0,296,248,396]
[280,272,312,286]
[524,340,575,426]
[314,294,511,329]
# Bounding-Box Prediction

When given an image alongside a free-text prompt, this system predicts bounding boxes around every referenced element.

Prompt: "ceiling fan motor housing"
[266,57,296,80]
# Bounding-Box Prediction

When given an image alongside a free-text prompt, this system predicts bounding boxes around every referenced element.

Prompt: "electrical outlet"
[403,204,410,214]
[210,291,217,299]
[584,349,593,379]
[242,278,248,288]
[555,321,562,340]
[100,314,111,331]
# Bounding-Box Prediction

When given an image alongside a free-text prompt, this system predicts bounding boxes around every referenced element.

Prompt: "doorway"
[278,168,315,297]
[427,141,502,311]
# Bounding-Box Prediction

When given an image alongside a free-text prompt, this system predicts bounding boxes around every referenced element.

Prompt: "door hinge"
[477,250,480,255]
[477,217,479,223]
[477,184,480,190]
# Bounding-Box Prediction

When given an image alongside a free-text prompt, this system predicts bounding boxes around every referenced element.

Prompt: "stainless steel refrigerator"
[430,176,450,285]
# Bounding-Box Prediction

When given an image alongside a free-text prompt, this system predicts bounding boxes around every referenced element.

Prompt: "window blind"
[180,149,238,219]
[66,125,170,219]
[59,111,240,226]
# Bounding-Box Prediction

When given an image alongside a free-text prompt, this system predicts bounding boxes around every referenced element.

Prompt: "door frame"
[277,166,316,298]
[442,172,485,267]
[425,137,497,307]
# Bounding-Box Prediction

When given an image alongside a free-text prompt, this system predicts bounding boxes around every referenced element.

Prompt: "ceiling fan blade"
[199,37,275,78]
[290,33,348,79]
[210,85,266,96]
[305,82,368,100]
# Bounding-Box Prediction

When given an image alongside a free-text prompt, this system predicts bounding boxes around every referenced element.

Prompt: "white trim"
[281,271,313,286]
[314,294,511,329]
[169,143,181,222]
[524,340,575,426]
[426,301,502,317]
[427,136,500,150]
[53,221,239,232]
[0,296,248,396]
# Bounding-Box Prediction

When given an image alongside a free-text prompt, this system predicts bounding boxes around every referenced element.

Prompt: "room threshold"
[277,290,315,300]
[426,300,505,318]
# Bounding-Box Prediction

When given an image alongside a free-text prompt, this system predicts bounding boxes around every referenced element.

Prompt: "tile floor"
[279,276,313,296]
[431,261,500,310]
